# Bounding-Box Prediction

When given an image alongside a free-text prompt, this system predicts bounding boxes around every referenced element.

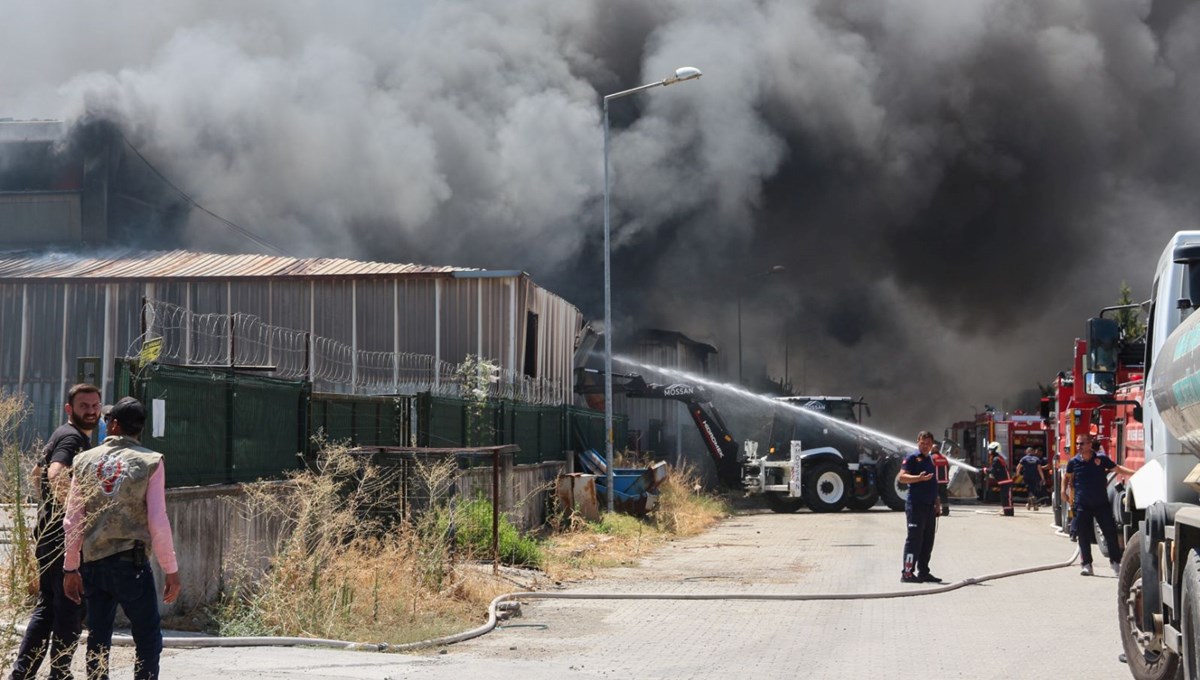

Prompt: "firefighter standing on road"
[899,431,943,584]
[987,442,1015,516]
[1018,447,1046,511]
[1063,435,1134,576]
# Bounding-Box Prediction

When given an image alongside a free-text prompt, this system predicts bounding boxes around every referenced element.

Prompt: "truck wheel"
[1119,531,1181,680]
[846,487,880,511]
[803,461,850,513]
[764,491,805,514]
[1095,519,1110,559]
[1184,548,1200,680]
[878,458,907,512]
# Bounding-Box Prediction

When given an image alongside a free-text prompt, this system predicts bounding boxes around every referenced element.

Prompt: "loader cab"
[775,396,868,424]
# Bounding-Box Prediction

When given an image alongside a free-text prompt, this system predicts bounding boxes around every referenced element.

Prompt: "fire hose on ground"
[14,547,1080,653]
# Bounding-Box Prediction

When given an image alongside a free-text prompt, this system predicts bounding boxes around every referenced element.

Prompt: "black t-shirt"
[1018,455,1043,485]
[34,423,90,564]
[903,451,938,506]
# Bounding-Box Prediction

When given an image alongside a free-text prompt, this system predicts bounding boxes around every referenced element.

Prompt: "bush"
[443,497,543,568]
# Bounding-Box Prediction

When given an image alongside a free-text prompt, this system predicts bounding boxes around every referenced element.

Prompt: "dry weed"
[541,458,729,581]
[214,442,533,644]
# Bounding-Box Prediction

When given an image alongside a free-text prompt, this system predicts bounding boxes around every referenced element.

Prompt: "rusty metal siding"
[0,250,472,281]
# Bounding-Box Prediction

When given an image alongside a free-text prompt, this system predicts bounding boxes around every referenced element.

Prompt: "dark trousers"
[902,502,937,576]
[80,559,162,680]
[1077,503,1123,567]
[11,557,83,680]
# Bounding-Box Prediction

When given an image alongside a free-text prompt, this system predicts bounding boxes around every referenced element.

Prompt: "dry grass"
[216,445,729,641]
[0,395,38,676]
[540,461,730,581]
[214,443,538,644]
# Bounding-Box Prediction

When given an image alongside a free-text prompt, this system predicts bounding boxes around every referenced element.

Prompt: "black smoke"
[4,0,1200,433]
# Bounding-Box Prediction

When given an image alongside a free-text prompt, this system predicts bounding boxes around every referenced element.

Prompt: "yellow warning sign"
[140,337,163,363]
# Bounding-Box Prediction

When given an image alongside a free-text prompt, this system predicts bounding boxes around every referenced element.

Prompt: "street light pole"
[602,66,702,513]
[736,265,785,386]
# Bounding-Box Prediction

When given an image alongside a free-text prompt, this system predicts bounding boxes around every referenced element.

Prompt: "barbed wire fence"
[127,299,568,406]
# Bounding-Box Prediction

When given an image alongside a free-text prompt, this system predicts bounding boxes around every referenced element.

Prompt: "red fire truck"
[1046,334,1144,530]
[974,409,1049,499]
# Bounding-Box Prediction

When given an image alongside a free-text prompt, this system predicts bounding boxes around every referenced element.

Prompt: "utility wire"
[119,132,292,256]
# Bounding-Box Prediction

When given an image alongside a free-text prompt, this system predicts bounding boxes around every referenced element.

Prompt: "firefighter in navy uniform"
[1063,435,1135,576]
[898,431,943,584]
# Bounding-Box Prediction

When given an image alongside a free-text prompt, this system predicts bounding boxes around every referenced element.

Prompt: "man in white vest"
[62,397,180,680]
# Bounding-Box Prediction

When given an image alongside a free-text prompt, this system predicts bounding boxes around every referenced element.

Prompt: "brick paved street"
[156,503,1129,679]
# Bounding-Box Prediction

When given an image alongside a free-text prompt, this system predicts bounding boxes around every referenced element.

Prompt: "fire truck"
[972,408,1049,499]
[1046,333,1145,532]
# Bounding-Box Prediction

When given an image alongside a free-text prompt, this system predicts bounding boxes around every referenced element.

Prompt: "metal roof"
[0,249,481,282]
[0,120,65,143]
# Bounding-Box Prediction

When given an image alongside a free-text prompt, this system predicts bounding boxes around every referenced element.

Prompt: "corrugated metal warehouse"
[0,249,585,439]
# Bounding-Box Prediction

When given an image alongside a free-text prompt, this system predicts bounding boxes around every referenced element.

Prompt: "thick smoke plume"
[5,0,1200,434]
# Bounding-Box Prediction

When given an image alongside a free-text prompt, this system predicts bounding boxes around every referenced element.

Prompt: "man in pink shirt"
[62,397,180,680]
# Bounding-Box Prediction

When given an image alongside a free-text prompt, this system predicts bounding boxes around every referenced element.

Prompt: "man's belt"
[86,544,147,567]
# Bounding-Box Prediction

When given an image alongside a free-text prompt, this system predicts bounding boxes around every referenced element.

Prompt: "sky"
[4,0,1200,435]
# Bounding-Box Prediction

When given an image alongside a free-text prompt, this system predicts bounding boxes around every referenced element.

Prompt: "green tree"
[1115,281,1146,340]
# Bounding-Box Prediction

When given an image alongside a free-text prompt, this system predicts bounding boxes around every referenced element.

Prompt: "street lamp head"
[663,66,703,86]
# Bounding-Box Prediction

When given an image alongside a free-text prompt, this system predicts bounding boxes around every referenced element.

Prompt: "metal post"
[492,449,500,575]
[603,99,615,514]
[599,68,702,514]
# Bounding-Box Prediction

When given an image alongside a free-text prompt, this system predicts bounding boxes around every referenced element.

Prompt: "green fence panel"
[538,406,566,462]
[508,403,542,465]
[566,406,628,456]
[124,362,307,487]
[229,374,306,483]
[427,397,466,448]
[309,396,405,448]
[135,364,233,487]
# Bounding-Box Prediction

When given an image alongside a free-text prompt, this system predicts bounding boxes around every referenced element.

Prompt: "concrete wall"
[159,483,288,616]
[458,461,563,531]
[158,461,566,615]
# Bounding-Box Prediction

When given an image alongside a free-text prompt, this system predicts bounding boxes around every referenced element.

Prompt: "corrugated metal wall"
[0,272,582,444]
[616,337,719,484]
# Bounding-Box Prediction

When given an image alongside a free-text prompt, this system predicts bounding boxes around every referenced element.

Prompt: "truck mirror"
[1173,242,1200,309]
[1084,371,1116,396]
[1133,404,1143,423]
[1086,317,1120,372]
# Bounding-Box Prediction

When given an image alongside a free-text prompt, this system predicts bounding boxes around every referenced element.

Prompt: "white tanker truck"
[1087,231,1200,679]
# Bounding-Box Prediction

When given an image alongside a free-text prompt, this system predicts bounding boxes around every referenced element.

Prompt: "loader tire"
[803,461,850,513]
[846,487,879,511]
[1118,531,1181,680]
[879,458,907,512]
[764,491,805,514]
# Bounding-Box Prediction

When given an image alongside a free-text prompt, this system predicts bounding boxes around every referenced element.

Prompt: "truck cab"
[1085,230,1200,679]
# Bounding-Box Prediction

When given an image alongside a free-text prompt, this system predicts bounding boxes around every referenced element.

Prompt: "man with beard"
[11,384,101,680]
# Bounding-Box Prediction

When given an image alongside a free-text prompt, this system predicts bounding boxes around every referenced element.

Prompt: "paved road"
[141,504,1128,678]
